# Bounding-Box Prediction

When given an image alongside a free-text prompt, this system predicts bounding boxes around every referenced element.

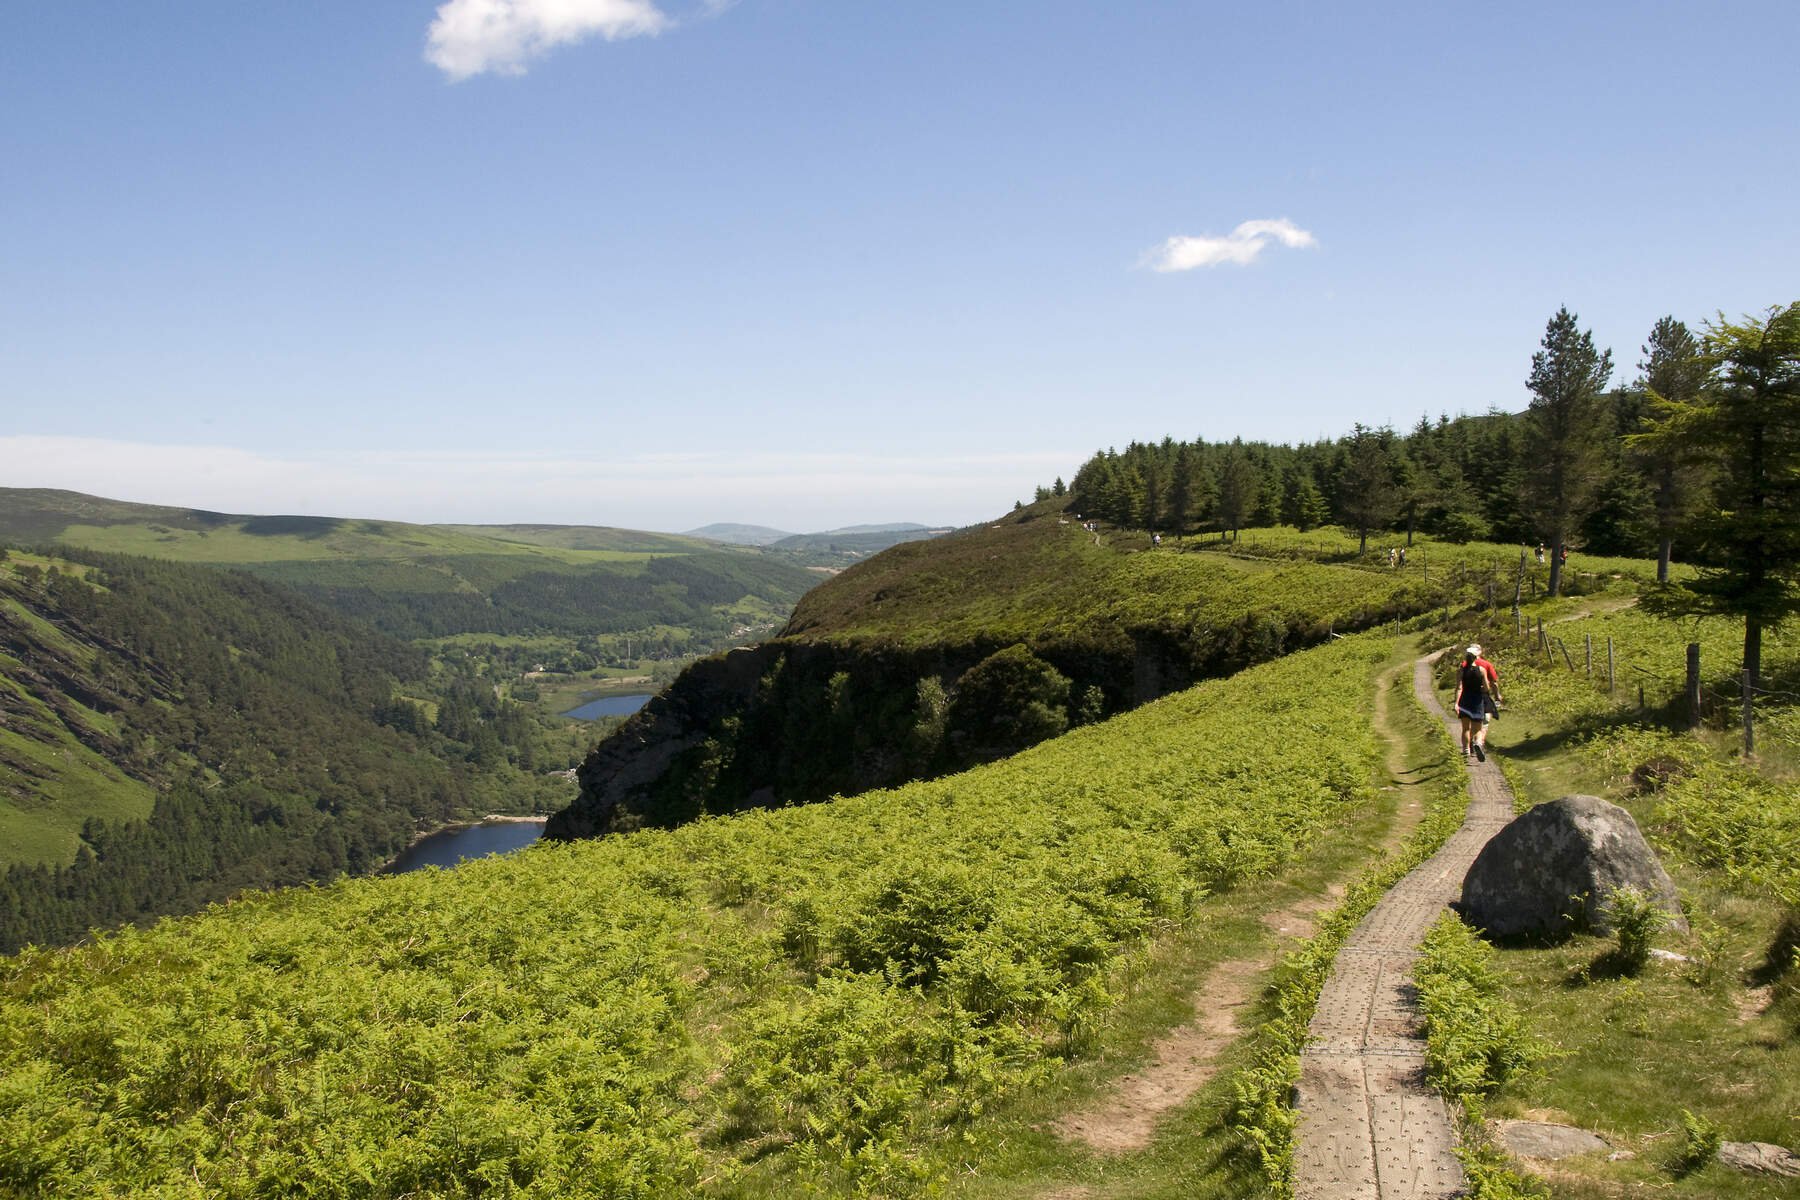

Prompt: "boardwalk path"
[1292,653,1518,1199]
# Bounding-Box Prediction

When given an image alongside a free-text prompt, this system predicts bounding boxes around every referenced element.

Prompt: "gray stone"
[1491,1119,1609,1160]
[1719,1141,1800,1177]
[1460,795,1687,939]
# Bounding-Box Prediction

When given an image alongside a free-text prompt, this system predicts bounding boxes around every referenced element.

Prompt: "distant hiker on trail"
[1536,542,1546,564]
[1398,547,1406,567]
[1152,532,1162,547]
[1387,547,1397,567]
[1468,642,1501,756]
[1454,646,1492,762]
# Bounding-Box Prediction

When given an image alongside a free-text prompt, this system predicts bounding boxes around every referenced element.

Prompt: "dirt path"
[1052,658,1435,1161]
[1291,654,1519,1199]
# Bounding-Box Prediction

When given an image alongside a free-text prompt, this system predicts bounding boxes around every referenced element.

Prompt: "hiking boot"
[1473,743,1486,762]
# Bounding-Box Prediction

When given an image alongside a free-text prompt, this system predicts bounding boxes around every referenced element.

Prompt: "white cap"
[1466,644,1482,657]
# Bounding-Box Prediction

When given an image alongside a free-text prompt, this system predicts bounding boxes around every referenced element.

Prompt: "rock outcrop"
[1459,794,1686,938]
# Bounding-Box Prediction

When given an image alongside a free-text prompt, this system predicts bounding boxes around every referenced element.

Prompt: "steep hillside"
[763,523,949,567]
[549,501,1477,838]
[0,489,819,648]
[0,629,1407,1198]
[0,548,552,952]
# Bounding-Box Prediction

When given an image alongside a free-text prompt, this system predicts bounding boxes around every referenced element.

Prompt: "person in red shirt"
[1453,648,1491,760]
[1467,643,1502,757]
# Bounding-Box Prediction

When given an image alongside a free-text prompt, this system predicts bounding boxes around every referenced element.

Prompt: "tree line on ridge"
[1056,303,1800,685]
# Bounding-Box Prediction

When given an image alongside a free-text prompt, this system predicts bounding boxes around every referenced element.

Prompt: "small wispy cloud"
[1143,218,1318,272]
[425,0,672,81]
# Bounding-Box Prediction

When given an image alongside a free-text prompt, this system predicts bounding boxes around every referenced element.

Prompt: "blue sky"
[3,1,1796,532]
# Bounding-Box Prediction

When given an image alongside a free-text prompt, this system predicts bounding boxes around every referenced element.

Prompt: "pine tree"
[1638,302,1800,689]
[1522,307,1614,595]
[1631,316,1710,582]
[1214,444,1259,541]
[1336,424,1400,555]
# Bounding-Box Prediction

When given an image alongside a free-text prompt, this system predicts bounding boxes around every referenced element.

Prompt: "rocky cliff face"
[544,611,1331,841]
[546,644,777,839]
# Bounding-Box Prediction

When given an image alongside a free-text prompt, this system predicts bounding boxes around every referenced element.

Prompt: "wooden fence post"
[1584,634,1592,678]
[1743,670,1755,757]
[1607,637,1615,693]
[1686,644,1702,729]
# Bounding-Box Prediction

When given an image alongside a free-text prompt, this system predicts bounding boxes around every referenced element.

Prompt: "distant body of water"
[384,819,547,874]
[561,693,652,720]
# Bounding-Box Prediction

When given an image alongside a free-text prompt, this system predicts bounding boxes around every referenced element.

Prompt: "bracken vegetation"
[1,631,1397,1198]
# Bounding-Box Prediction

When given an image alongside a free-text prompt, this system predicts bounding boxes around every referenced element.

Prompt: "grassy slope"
[782,505,1445,648]
[1427,599,1799,1197]
[0,490,706,561]
[0,630,1405,1199]
[0,488,820,643]
[0,558,156,867]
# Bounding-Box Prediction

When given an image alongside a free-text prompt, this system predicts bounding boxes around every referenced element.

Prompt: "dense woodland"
[0,550,564,952]
[244,550,817,642]
[1059,303,1800,683]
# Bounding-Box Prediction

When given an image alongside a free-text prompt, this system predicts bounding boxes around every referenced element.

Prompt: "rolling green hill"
[550,500,1514,837]
[0,488,821,649]
[0,625,1409,1198]
[0,548,563,952]
[763,523,950,567]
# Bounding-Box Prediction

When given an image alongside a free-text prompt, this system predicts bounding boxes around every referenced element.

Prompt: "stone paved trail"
[1292,653,1518,1199]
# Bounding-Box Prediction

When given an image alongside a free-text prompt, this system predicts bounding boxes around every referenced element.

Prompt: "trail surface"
[1292,653,1518,1199]
[1052,659,1430,1160]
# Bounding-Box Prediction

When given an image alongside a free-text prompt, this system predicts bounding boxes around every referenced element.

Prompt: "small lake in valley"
[560,693,652,720]
[384,819,548,874]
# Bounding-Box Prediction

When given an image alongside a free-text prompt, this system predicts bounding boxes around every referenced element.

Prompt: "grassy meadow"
[1418,595,1799,1197]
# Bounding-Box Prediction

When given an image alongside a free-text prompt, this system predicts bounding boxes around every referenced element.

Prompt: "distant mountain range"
[686,521,949,564]
[686,521,935,546]
[0,488,819,646]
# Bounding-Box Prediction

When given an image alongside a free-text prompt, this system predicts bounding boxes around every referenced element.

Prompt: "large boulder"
[1460,795,1687,939]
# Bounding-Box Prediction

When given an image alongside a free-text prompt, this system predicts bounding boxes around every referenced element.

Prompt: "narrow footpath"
[1292,652,1519,1199]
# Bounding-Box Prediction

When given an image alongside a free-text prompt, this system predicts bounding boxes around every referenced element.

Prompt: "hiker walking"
[1467,642,1501,757]
[1454,646,1493,762]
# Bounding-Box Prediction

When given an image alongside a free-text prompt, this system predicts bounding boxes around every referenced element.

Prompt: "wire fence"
[1511,612,1794,754]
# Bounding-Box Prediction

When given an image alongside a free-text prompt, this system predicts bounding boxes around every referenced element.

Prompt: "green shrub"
[944,644,1071,763]
[1417,914,1550,1096]
[1604,885,1672,975]
[1673,1108,1722,1176]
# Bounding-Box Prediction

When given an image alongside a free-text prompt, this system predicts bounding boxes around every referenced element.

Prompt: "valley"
[3,355,1798,1196]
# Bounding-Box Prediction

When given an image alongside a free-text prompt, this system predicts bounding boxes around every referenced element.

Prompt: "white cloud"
[425,0,672,81]
[1143,218,1318,272]
[0,437,1073,533]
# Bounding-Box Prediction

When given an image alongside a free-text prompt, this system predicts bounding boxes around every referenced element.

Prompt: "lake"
[561,693,652,720]
[384,819,547,874]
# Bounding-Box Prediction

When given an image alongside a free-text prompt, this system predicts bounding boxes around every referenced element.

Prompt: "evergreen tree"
[1166,445,1195,534]
[1637,302,1800,689]
[1336,424,1400,555]
[1631,316,1711,582]
[1214,443,1259,541]
[1521,307,1615,595]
